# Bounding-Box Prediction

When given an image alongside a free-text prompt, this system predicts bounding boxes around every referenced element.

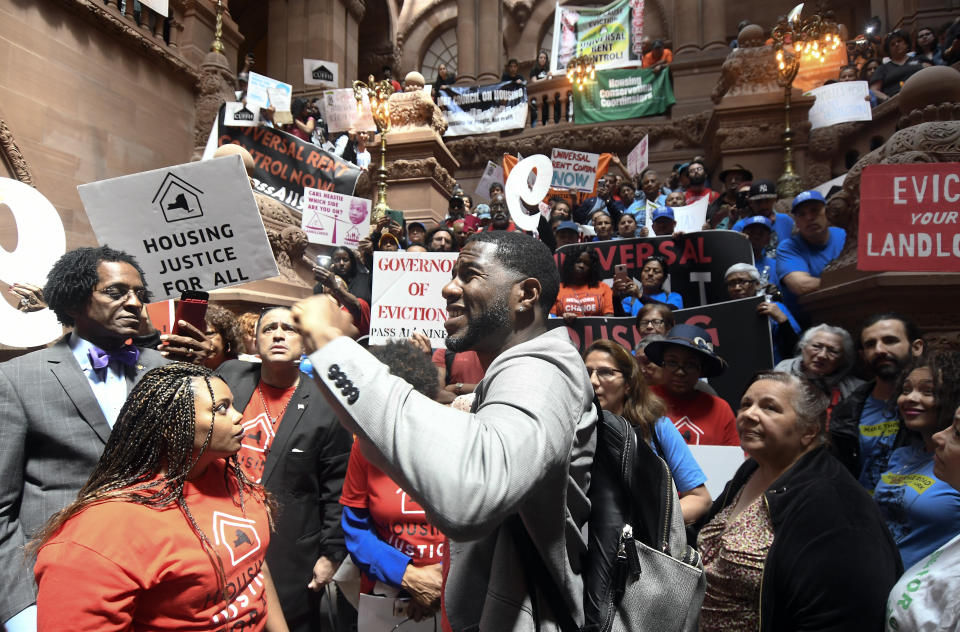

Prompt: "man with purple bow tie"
[0,246,209,632]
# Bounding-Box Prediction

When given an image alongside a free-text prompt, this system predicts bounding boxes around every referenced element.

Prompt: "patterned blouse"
[697,486,775,631]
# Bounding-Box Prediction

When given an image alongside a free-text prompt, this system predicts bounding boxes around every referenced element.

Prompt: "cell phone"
[171,291,209,336]
[386,209,405,226]
[614,264,630,284]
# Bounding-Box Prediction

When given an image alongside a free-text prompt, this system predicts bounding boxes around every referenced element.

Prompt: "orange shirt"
[36,460,271,631]
[642,48,673,68]
[552,283,615,317]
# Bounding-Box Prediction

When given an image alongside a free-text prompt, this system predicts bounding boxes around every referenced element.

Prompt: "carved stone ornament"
[343,0,367,22]
[191,50,237,160]
[254,191,314,287]
[711,30,781,104]
[0,118,34,186]
[387,87,449,136]
[445,111,711,170]
[387,158,456,192]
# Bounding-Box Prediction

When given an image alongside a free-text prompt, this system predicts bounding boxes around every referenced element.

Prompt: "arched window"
[421,27,458,81]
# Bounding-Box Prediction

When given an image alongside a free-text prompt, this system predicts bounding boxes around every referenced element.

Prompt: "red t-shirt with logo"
[340,441,445,591]
[551,283,615,317]
[652,384,739,446]
[35,460,272,631]
[431,348,485,385]
[237,381,298,483]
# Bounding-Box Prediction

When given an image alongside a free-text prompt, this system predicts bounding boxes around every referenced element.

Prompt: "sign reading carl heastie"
[859,163,960,272]
[78,155,279,299]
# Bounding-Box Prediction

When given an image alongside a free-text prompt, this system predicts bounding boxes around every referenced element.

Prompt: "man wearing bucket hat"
[644,324,739,446]
[777,190,846,321]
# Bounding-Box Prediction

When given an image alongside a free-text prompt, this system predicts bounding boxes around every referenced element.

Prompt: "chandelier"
[566,55,596,91]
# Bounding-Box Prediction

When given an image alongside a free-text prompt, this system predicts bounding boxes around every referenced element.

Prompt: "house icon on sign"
[312,65,334,82]
[672,417,705,445]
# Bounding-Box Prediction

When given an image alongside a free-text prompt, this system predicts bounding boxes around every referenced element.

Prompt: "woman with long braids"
[32,363,289,632]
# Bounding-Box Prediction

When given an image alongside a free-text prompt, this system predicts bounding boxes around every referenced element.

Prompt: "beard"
[688,172,706,187]
[446,292,512,353]
[871,353,909,381]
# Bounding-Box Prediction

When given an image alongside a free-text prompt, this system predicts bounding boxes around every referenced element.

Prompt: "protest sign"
[859,163,960,272]
[301,188,370,248]
[546,295,772,408]
[224,102,260,127]
[369,252,460,348]
[573,67,676,124]
[556,231,754,307]
[213,105,362,212]
[475,161,504,199]
[0,178,66,348]
[77,155,279,300]
[139,0,168,16]
[318,88,376,133]
[551,0,646,72]
[627,135,648,177]
[303,59,340,87]
[551,148,600,192]
[502,152,613,204]
[805,80,872,130]
[688,446,746,497]
[245,71,293,112]
[437,81,527,136]
[670,196,709,233]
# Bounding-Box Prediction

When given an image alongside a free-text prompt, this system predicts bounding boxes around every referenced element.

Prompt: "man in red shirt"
[644,324,738,446]
[683,160,720,205]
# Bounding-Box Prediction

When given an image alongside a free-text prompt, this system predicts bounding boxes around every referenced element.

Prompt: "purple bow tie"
[88,345,140,370]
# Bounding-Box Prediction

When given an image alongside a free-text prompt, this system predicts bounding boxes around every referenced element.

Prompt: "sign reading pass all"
[858,163,960,272]
[78,155,279,299]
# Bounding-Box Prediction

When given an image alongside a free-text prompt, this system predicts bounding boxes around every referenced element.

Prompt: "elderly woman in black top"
[695,371,902,631]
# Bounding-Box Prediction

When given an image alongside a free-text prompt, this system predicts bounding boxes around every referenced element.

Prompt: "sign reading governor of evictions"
[859,163,960,272]
[369,252,460,348]
[77,155,279,300]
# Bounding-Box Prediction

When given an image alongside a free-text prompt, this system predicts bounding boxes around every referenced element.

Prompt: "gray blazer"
[0,336,166,623]
[310,328,597,632]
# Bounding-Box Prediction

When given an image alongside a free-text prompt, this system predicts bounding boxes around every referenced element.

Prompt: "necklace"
[257,381,294,425]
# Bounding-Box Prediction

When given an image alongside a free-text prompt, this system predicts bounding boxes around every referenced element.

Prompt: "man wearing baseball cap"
[730,179,795,251]
[777,190,846,321]
[739,215,779,288]
[650,207,676,236]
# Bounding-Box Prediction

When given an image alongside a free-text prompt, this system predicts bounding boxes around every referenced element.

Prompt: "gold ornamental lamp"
[352,75,393,222]
[771,2,842,198]
[566,55,596,91]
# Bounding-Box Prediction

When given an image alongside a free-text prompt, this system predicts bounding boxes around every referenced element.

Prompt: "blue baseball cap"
[792,190,825,212]
[475,203,491,219]
[555,221,580,233]
[740,215,773,231]
[652,207,675,222]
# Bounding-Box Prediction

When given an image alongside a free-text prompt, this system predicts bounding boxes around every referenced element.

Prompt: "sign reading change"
[77,155,279,299]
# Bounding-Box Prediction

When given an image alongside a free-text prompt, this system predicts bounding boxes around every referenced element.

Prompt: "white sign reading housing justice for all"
[77,155,279,300]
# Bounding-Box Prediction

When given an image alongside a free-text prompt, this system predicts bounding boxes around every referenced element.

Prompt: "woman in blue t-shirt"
[584,339,710,524]
[616,254,684,315]
[873,350,960,569]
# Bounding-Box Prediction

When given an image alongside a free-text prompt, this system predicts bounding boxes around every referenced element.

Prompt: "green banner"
[573,67,676,124]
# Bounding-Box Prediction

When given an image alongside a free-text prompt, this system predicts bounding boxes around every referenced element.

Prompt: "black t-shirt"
[870,59,923,97]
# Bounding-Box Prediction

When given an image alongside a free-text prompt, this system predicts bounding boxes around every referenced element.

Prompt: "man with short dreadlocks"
[0,247,208,632]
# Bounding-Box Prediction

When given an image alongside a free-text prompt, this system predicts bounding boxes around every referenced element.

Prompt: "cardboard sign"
[627,135,648,177]
[805,80,872,130]
[245,72,293,112]
[556,231,754,307]
[670,196,710,234]
[77,155,279,300]
[301,188,370,248]
[475,161,505,200]
[551,148,600,193]
[369,252,460,348]
[859,163,960,271]
[546,295,772,409]
[318,89,377,134]
[224,102,261,127]
[303,58,340,87]
[211,105,363,211]
[0,178,66,348]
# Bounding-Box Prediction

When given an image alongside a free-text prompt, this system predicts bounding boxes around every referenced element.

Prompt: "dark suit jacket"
[0,336,166,623]
[216,360,351,632]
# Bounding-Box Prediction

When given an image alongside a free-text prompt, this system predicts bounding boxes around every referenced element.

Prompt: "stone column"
[455,0,501,83]
[455,0,479,82]
[672,0,701,55]
[701,0,728,50]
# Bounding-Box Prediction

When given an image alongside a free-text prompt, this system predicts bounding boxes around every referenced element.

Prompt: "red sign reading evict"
[858,163,960,271]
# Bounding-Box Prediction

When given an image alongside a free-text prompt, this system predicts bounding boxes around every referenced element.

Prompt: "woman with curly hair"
[32,363,288,631]
[584,339,711,523]
[202,304,243,370]
[551,245,614,322]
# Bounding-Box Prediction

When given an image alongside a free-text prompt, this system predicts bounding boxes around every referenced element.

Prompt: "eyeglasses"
[639,318,665,329]
[726,278,756,289]
[807,342,842,358]
[587,367,623,380]
[97,285,148,303]
[662,359,702,373]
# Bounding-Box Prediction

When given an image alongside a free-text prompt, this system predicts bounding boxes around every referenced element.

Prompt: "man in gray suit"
[0,246,202,631]
[293,231,598,631]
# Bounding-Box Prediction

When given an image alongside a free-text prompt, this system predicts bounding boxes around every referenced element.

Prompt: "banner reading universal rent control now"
[437,81,528,137]
[573,67,676,124]
[551,0,646,72]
